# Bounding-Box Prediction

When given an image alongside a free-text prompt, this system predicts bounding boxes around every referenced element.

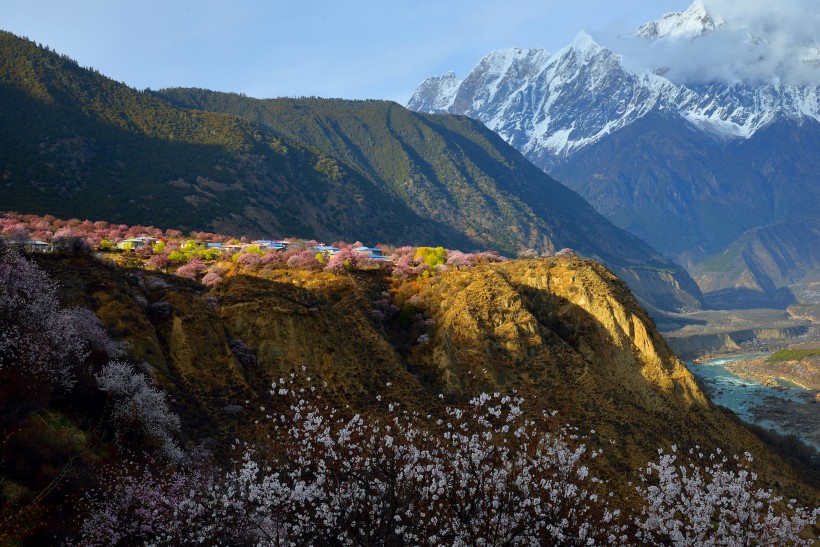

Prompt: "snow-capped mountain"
[408,30,820,169]
[633,0,725,40]
[408,0,820,306]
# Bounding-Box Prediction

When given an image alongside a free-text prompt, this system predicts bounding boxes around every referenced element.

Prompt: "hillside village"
[113,236,389,260]
[0,212,527,286]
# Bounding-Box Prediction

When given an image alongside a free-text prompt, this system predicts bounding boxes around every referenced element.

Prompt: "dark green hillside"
[0,30,701,310]
[0,31,468,247]
[157,89,704,311]
[159,90,579,252]
[551,111,820,259]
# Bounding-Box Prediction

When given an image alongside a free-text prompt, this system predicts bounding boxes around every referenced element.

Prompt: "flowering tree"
[147,253,170,271]
[201,271,223,287]
[324,248,358,273]
[0,250,86,391]
[261,249,286,267]
[94,361,183,461]
[285,249,322,271]
[635,447,820,546]
[555,248,577,259]
[392,253,428,279]
[175,257,207,280]
[446,250,477,269]
[80,378,820,545]
[81,384,627,545]
[236,252,263,272]
[517,248,540,259]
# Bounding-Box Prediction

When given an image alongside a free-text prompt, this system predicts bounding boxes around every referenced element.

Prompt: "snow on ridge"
[634,0,725,41]
[407,14,820,166]
[682,112,756,139]
[408,72,462,113]
[569,31,599,55]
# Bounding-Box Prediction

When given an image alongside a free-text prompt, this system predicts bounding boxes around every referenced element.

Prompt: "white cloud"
[605,0,820,86]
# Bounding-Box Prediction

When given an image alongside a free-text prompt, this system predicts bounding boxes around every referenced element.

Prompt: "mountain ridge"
[0,30,701,311]
[407,1,820,306]
[153,87,704,311]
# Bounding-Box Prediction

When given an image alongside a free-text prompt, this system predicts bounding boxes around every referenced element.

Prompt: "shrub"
[228,339,256,367]
[146,302,172,320]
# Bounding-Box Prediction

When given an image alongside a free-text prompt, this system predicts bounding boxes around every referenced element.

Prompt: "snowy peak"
[408,71,462,113]
[468,47,551,85]
[634,0,725,41]
[410,36,675,162]
[407,1,820,168]
[568,31,600,56]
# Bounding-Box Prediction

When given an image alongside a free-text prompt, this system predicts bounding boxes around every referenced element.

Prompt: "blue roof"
[312,245,339,252]
[353,246,383,253]
[251,240,286,249]
[205,242,224,247]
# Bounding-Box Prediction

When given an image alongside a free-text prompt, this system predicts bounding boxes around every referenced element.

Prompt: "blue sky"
[3,0,688,103]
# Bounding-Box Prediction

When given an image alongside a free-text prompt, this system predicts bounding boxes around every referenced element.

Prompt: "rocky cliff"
[38,253,818,500]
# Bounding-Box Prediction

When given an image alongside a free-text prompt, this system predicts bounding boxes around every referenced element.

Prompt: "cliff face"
[414,260,705,404]
[39,254,817,499]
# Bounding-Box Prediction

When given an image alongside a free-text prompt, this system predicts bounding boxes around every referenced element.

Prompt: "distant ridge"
[407,1,820,307]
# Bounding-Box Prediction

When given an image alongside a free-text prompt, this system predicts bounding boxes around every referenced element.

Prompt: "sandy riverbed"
[724,355,820,392]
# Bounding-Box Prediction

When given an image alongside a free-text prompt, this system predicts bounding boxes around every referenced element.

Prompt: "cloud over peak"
[611,0,820,86]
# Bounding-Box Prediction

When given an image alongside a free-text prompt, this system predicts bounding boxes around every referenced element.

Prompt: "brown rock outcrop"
[38,254,820,504]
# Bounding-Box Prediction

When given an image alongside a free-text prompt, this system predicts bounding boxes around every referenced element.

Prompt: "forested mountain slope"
[156,88,704,311]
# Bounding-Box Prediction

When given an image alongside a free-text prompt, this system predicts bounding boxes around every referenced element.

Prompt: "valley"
[687,353,820,452]
[1,0,819,541]
[408,0,820,313]
[661,307,816,360]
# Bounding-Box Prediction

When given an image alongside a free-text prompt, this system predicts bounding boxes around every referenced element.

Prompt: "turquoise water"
[686,354,812,443]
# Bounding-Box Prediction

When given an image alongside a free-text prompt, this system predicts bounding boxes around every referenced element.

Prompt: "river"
[686,354,820,450]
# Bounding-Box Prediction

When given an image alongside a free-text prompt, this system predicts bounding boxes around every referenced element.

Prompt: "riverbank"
[686,354,820,452]
[724,354,820,392]
[661,308,814,361]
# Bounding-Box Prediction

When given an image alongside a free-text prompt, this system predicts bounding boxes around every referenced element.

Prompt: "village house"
[353,246,389,260]
[23,240,51,253]
[252,240,287,251]
[116,236,159,250]
[312,244,339,255]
